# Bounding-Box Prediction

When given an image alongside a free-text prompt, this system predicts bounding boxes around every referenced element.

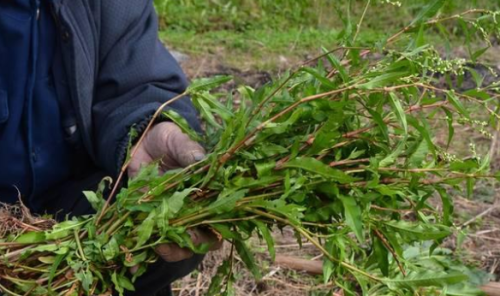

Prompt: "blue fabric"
[49,0,201,177]
[0,0,200,208]
[0,1,202,294]
[0,0,32,203]
[0,0,73,208]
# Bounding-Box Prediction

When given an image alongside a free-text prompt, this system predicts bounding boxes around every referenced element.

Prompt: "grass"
[160,28,345,71]
[155,0,500,32]
[157,0,500,71]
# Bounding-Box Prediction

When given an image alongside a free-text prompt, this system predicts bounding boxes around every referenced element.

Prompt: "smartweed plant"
[0,1,499,295]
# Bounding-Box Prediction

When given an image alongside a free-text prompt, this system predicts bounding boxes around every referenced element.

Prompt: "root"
[0,202,55,238]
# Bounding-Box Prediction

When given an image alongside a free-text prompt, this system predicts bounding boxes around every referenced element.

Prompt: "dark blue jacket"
[49,0,199,175]
[0,0,76,206]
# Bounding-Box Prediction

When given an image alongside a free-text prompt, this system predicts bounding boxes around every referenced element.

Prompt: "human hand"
[155,228,223,262]
[127,122,221,265]
[128,121,206,177]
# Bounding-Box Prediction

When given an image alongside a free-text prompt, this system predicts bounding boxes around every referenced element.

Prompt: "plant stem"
[105,212,131,236]
[0,283,23,296]
[330,158,371,167]
[353,0,371,45]
[187,215,261,228]
[245,207,382,282]
[74,229,87,261]
[386,9,490,44]
[220,86,356,165]
[96,92,188,225]
[373,228,406,276]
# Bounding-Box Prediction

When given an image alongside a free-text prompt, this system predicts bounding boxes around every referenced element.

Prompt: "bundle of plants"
[1,2,499,296]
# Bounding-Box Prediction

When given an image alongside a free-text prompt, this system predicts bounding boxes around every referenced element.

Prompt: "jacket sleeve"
[92,1,200,175]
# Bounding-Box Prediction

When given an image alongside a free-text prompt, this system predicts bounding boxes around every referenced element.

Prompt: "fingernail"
[130,265,139,275]
[193,152,205,162]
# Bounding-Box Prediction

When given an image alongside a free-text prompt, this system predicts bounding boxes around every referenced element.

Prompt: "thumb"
[165,126,206,167]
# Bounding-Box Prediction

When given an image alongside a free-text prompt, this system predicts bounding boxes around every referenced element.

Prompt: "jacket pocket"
[0,90,8,124]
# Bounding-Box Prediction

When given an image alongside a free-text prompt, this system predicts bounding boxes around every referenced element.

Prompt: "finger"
[188,229,223,251]
[127,144,154,178]
[129,265,140,275]
[155,243,194,263]
[165,126,206,167]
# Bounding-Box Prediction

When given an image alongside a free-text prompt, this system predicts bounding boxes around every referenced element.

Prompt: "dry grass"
[173,227,336,296]
[0,202,55,237]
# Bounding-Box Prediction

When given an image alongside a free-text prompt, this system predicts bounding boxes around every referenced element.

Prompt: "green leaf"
[128,162,160,189]
[48,254,66,287]
[188,75,232,92]
[323,47,349,82]
[463,89,491,101]
[410,0,446,26]
[284,157,358,184]
[379,140,405,167]
[385,270,468,289]
[112,272,135,295]
[301,67,337,89]
[253,220,275,261]
[255,161,276,178]
[389,92,407,134]
[339,196,363,242]
[32,243,61,253]
[166,188,198,217]
[447,284,487,296]
[84,191,104,212]
[373,235,389,276]
[358,72,408,90]
[75,269,93,292]
[38,256,55,264]
[323,238,335,284]
[193,96,222,128]
[163,110,202,142]
[207,261,231,295]
[280,176,307,200]
[471,47,490,62]
[384,220,451,241]
[15,231,46,244]
[310,114,343,154]
[135,209,156,248]
[443,107,455,149]
[207,189,249,214]
[408,138,429,167]
[103,237,120,261]
[123,252,148,267]
[436,186,454,226]
[156,198,169,233]
[414,24,426,48]
[210,224,241,240]
[447,91,469,119]
[263,108,306,134]
[46,220,84,240]
[199,93,234,121]
[234,240,261,279]
[466,178,474,199]
[366,107,389,143]
[381,229,403,258]
[465,67,485,89]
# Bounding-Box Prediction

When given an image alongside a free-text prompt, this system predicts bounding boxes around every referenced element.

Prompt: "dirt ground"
[171,48,500,295]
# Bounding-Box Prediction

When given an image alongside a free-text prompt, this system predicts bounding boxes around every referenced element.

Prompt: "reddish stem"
[96,92,188,225]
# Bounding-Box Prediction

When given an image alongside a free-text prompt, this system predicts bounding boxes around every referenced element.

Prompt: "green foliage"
[154,0,500,33]
[0,2,499,296]
[159,0,500,71]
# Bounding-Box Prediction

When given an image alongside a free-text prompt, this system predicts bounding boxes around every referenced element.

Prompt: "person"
[0,0,220,295]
